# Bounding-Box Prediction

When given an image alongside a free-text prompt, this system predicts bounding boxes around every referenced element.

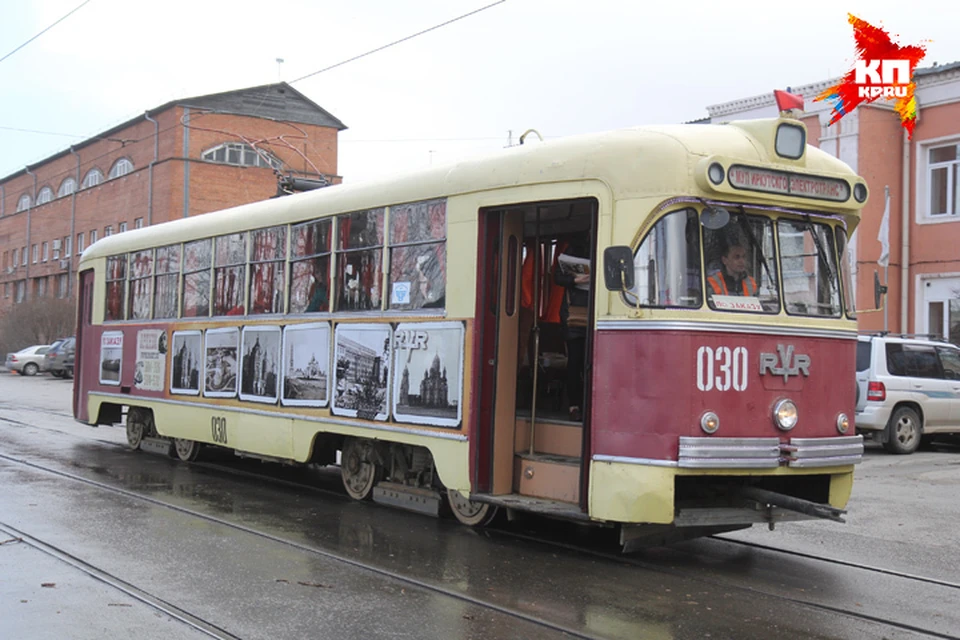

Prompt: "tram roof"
[81,117,859,263]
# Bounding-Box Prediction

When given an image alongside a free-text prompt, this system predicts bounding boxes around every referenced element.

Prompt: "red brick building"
[703,62,960,340]
[0,82,345,315]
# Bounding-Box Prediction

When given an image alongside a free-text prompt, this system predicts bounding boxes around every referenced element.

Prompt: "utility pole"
[276,58,285,82]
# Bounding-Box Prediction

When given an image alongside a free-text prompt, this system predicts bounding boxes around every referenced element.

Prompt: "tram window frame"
[289,218,333,314]
[623,207,703,309]
[703,210,781,314]
[249,225,287,315]
[836,226,857,319]
[212,232,248,316]
[104,254,127,321]
[128,249,154,320]
[387,199,447,311]
[335,208,385,312]
[182,238,212,318]
[153,243,181,319]
[777,217,842,318]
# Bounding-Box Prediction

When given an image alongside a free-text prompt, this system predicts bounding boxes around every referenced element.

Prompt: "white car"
[4,344,52,376]
[855,333,960,454]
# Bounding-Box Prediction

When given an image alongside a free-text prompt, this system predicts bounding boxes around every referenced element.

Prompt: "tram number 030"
[210,416,229,444]
[696,346,748,392]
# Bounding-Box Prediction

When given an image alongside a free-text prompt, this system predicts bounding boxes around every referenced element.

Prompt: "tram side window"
[625,208,702,308]
[213,233,247,316]
[154,244,181,319]
[388,199,446,310]
[336,208,384,311]
[289,218,332,313]
[703,211,780,313]
[128,249,154,320]
[182,239,211,318]
[104,255,127,321]
[249,226,286,315]
[778,219,841,317]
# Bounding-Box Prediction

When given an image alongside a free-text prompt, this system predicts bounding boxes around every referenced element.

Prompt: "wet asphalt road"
[1,371,959,639]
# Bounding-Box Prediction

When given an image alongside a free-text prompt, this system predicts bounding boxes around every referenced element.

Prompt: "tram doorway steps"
[140,437,174,457]
[513,416,582,458]
[513,453,580,503]
[469,493,593,522]
[373,482,442,517]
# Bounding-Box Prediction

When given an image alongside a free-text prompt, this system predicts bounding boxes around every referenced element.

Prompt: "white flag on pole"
[878,186,890,268]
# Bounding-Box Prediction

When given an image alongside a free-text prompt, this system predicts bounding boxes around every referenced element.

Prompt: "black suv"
[45,336,75,379]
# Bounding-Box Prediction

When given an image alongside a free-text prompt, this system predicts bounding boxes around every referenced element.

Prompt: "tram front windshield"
[625,206,846,318]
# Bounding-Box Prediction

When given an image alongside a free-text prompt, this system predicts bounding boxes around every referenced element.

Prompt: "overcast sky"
[1,0,957,185]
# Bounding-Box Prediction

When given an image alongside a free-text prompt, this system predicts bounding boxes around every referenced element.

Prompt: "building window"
[77,232,85,254]
[58,177,77,197]
[36,277,46,298]
[81,168,103,189]
[119,222,127,233]
[43,242,49,262]
[104,225,113,237]
[108,158,133,179]
[105,255,126,321]
[135,217,143,229]
[53,239,60,261]
[15,280,25,303]
[64,236,71,258]
[3,282,8,298]
[929,143,960,217]
[57,274,68,298]
[12,248,18,268]
[32,244,38,264]
[21,246,27,266]
[37,187,54,205]
[202,142,281,170]
[16,194,31,212]
[90,229,98,245]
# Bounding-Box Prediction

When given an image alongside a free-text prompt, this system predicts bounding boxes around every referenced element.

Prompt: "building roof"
[1,82,346,183]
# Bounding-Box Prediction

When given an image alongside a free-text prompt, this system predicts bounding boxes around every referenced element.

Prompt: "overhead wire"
[0,0,94,65]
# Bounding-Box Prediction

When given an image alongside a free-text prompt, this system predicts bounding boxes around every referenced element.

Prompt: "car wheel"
[23,363,39,377]
[884,406,922,454]
[65,367,74,380]
[51,370,63,378]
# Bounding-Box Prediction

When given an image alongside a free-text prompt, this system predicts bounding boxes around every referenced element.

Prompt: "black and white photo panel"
[170,330,202,395]
[281,322,331,407]
[333,323,392,421]
[393,322,464,428]
[99,330,123,386]
[240,325,281,404]
[204,327,239,398]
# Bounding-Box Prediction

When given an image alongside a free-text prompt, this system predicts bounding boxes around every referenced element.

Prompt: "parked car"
[855,333,960,454]
[4,344,52,376]
[45,336,76,378]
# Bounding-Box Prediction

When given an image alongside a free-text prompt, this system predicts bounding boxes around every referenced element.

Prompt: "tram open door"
[474,199,597,517]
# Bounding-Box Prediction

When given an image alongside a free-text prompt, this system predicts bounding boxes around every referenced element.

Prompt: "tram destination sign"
[727,165,851,202]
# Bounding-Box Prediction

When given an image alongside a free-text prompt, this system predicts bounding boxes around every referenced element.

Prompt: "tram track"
[0,451,601,640]
[2,421,957,638]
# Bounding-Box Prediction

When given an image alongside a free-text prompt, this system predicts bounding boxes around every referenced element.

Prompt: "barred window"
[58,177,77,197]
[128,250,154,320]
[388,200,446,310]
[82,169,103,189]
[289,219,332,314]
[202,142,281,169]
[213,233,246,316]
[37,187,53,204]
[249,226,286,314]
[105,255,127,321]
[154,244,181,319]
[16,194,31,212]
[336,209,384,311]
[182,239,211,318]
[109,158,133,179]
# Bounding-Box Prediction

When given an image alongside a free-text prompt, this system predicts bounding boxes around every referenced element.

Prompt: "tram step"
[140,437,173,457]
[373,482,442,517]
[513,454,581,503]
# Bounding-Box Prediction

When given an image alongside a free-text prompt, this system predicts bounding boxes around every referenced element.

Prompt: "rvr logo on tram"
[759,344,811,383]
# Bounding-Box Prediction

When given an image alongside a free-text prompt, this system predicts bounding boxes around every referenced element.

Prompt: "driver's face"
[722,246,748,278]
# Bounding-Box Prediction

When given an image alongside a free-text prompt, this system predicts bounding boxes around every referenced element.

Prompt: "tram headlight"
[773,399,799,431]
[853,183,868,203]
[775,123,805,160]
[836,413,850,434]
[700,411,720,434]
[707,162,725,185]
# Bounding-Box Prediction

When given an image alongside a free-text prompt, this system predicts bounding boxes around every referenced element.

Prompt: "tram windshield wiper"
[735,206,775,289]
[802,213,837,291]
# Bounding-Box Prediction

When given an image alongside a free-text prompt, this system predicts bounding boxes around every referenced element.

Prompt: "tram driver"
[706,233,758,299]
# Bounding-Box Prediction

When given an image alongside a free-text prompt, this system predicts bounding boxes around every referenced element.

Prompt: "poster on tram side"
[134,329,166,392]
[392,322,464,428]
[99,331,123,386]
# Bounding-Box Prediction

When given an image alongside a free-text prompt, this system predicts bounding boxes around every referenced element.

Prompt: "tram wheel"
[173,438,201,462]
[447,490,499,527]
[126,408,150,450]
[340,437,381,501]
